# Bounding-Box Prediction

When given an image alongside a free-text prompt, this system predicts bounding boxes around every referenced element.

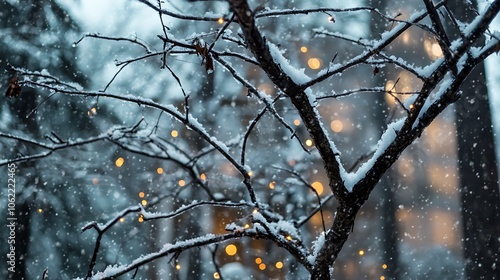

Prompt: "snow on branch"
[5,1,500,279]
[301,4,444,89]
[81,202,312,279]
[12,68,260,203]
[135,0,226,22]
[0,132,108,166]
[82,232,247,280]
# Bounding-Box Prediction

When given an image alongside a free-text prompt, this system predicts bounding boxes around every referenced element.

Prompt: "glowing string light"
[115,157,124,167]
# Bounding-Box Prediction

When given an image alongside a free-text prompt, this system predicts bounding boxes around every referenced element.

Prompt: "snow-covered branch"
[4,0,499,279]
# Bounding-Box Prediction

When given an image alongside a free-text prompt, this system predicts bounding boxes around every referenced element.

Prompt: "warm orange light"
[217,18,224,24]
[225,244,237,256]
[141,200,148,206]
[385,80,395,93]
[305,139,313,147]
[87,107,97,116]
[276,261,284,269]
[115,157,124,167]
[119,217,125,223]
[178,179,186,187]
[139,191,145,198]
[244,224,250,229]
[247,170,253,177]
[138,215,144,223]
[213,272,220,279]
[171,130,179,138]
[431,43,443,58]
[38,208,43,213]
[269,181,276,189]
[382,264,388,269]
[200,173,207,181]
[175,264,181,270]
[293,119,301,126]
[311,181,324,195]
[255,257,262,264]
[300,46,308,53]
[285,235,293,241]
[308,58,321,70]
[358,250,365,256]
[157,167,164,174]
[330,120,343,133]
[259,263,266,270]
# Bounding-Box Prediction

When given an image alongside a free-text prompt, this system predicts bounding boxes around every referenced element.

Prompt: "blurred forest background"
[1,0,499,279]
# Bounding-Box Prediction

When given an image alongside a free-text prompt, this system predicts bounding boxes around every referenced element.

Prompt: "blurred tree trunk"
[454,63,500,279]
[2,1,90,278]
[369,1,401,279]
[448,2,500,279]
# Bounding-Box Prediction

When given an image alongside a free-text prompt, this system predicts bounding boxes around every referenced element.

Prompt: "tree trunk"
[369,0,401,278]
[311,201,360,279]
[454,63,500,279]
[448,2,500,278]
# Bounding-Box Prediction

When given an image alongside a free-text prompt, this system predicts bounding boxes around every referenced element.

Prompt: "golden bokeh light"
[311,181,324,195]
[293,119,301,126]
[178,179,186,187]
[300,46,308,53]
[424,38,443,60]
[269,181,276,189]
[171,130,179,138]
[139,191,145,198]
[213,272,220,279]
[308,58,321,70]
[255,257,262,264]
[358,250,365,256]
[217,18,224,24]
[276,261,284,269]
[115,157,124,167]
[141,200,148,206]
[87,107,97,116]
[259,263,266,270]
[330,120,343,133]
[225,244,237,256]
[157,167,164,174]
[305,139,313,147]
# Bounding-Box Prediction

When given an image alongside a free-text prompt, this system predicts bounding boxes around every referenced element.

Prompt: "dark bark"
[228,0,500,279]
[445,1,500,278]
[454,64,500,279]
[310,199,360,279]
[379,181,400,280]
